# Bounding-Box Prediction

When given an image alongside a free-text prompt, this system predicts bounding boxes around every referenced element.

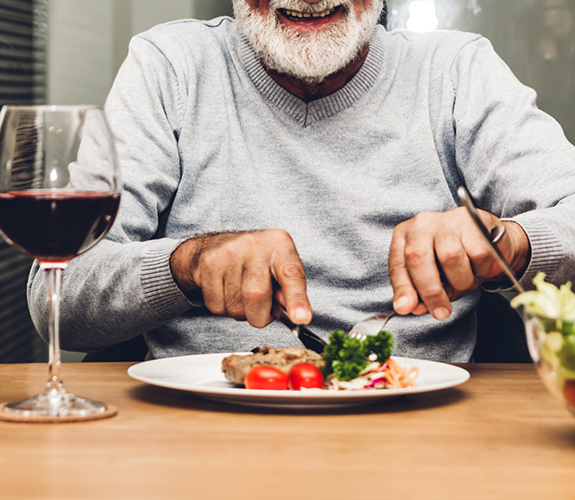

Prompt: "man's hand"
[388,207,530,320]
[169,230,312,328]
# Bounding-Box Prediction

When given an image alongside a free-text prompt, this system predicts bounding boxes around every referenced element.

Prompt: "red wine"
[0,191,121,262]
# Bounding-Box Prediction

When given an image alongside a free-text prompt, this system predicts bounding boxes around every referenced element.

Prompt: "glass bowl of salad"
[511,273,575,415]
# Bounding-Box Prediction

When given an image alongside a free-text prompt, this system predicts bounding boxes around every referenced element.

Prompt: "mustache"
[268,0,353,13]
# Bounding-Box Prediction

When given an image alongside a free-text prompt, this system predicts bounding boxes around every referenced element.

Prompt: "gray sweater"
[28,18,575,362]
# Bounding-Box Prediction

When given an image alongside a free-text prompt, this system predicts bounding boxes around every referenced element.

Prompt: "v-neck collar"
[239,26,386,127]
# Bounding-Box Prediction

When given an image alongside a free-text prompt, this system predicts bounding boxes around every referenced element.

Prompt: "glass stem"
[40,262,68,391]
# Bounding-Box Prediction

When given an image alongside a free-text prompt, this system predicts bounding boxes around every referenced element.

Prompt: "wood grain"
[0,362,573,500]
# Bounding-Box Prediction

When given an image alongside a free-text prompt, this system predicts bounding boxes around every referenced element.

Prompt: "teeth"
[284,7,335,19]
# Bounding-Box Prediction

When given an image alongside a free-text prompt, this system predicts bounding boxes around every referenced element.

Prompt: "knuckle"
[279,262,306,282]
[269,229,297,251]
[467,246,490,263]
[239,232,258,248]
[226,301,246,321]
[242,286,269,305]
[437,246,464,267]
[390,223,408,245]
[197,251,219,275]
[419,284,444,301]
[404,244,430,263]
[411,211,434,226]
[269,228,292,241]
[203,295,226,317]
[392,221,407,233]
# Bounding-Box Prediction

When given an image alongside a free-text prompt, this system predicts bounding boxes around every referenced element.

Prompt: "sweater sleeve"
[448,37,575,290]
[27,35,197,351]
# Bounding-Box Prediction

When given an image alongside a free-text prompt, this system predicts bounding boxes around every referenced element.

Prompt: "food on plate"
[244,365,289,390]
[288,363,324,390]
[326,358,418,390]
[221,328,418,391]
[243,362,325,391]
[322,329,417,390]
[322,329,393,381]
[222,346,324,385]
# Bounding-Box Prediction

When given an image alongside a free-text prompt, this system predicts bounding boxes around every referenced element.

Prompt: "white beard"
[233,0,384,83]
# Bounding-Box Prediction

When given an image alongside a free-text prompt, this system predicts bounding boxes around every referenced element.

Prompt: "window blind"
[0,0,47,362]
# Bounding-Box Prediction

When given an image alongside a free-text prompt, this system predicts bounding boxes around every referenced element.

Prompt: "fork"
[347,310,397,342]
[346,186,520,343]
[272,300,395,351]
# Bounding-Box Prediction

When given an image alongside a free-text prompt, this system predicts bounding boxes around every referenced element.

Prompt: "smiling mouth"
[278,6,340,21]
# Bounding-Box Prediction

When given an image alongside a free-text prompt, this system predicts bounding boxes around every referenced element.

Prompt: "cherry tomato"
[288,363,324,390]
[245,365,289,390]
[564,379,575,407]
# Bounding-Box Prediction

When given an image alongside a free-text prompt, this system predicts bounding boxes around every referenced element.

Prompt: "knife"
[271,302,327,354]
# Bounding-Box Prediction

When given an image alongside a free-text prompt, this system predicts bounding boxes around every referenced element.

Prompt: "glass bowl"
[524,311,575,415]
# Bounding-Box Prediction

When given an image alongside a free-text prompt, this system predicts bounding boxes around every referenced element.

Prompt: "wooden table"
[0,362,573,500]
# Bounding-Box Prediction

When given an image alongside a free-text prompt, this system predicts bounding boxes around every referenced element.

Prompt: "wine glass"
[0,105,121,421]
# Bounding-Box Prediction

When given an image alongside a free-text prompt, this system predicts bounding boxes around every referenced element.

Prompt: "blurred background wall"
[47,0,233,105]
[0,0,574,361]
[387,0,575,145]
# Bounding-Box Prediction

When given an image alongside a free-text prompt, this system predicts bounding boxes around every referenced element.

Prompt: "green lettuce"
[322,329,394,381]
[510,272,575,320]
[511,272,575,380]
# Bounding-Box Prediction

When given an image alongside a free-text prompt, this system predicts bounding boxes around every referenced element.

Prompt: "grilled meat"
[222,346,325,385]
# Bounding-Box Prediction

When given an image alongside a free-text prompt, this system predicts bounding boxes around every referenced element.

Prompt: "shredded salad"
[321,329,418,390]
[326,357,418,391]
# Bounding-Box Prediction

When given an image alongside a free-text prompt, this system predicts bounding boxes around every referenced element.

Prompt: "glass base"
[3,385,107,418]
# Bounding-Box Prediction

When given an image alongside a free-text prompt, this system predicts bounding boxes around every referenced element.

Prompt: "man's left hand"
[388,207,530,320]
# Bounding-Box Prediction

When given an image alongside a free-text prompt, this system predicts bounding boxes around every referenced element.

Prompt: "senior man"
[29,0,575,361]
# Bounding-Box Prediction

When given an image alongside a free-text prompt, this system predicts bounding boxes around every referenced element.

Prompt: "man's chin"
[264,65,332,85]
[234,0,383,84]
[259,37,361,83]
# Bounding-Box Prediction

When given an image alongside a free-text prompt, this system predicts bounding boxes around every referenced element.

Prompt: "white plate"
[128,353,470,409]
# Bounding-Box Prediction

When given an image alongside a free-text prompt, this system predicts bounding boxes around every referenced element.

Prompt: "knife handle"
[271,302,326,354]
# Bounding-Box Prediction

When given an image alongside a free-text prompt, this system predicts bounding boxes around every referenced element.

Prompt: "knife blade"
[271,302,327,354]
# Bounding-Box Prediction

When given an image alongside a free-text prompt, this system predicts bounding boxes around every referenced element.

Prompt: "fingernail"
[432,307,450,321]
[394,296,410,310]
[293,307,311,324]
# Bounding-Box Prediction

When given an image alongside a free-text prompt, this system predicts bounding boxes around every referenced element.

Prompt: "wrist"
[503,220,531,277]
[170,238,201,293]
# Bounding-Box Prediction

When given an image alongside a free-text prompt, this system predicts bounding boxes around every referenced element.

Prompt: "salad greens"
[510,272,575,380]
[510,272,575,320]
[322,329,393,381]
[559,335,575,373]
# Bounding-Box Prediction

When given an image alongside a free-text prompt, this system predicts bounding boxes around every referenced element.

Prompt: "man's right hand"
[169,230,312,328]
